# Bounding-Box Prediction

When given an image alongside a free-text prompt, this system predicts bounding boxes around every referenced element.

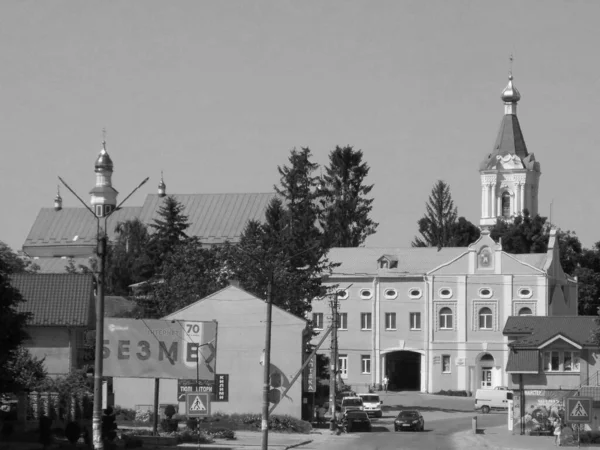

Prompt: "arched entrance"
[477,353,501,389]
[385,351,421,391]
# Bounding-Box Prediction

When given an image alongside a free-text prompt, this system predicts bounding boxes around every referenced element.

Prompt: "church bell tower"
[479,68,541,228]
[89,140,118,217]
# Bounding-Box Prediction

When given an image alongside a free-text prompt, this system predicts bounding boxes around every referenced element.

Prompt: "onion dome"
[158,171,166,197]
[54,186,62,211]
[95,140,114,172]
[501,74,521,103]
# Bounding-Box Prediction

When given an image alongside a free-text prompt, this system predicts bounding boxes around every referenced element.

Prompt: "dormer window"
[360,289,372,300]
[439,288,452,299]
[380,260,388,269]
[337,290,349,300]
[378,256,398,269]
[408,288,422,299]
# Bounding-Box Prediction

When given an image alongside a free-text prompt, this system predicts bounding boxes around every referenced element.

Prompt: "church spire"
[501,55,520,115]
[158,171,166,197]
[90,134,119,217]
[54,185,62,211]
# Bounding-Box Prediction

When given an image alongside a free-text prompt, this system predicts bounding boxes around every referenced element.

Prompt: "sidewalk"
[450,424,600,449]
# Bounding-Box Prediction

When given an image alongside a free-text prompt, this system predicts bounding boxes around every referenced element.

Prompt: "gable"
[427,252,470,275]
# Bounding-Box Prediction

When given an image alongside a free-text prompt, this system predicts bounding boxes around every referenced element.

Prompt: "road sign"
[186,392,211,417]
[566,397,592,423]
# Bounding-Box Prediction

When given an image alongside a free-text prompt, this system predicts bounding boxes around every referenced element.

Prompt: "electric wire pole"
[329,291,338,428]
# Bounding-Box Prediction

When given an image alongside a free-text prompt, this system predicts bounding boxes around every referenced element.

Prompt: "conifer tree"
[412,180,459,248]
[148,196,190,270]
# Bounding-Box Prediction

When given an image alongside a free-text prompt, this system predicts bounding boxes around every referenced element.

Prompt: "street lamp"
[58,173,148,450]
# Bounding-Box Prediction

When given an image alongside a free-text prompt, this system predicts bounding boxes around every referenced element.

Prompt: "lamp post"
[58,175,148,450]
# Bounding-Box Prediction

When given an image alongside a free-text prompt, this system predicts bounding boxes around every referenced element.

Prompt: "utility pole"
[261,276,273,450]
[329,291,338,428]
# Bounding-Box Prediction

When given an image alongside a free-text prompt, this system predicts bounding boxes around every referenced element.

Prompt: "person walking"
[383,375,389,392]
[553,417,563,446]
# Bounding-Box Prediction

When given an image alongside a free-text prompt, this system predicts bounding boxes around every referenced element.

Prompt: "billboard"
[103,318,217,379]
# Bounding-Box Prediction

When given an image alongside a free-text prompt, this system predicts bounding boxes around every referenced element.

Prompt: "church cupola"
[479,63,541,229]
[158,171,166,197]
[89,139,119,217]
[54,185,62,211]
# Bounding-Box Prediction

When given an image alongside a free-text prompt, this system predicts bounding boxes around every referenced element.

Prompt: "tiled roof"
[9,273,95,327]
[23,207,142,256]
[138,193,276,246]
[503,316,598,348]
[480,114,528,169]
[506,349,539,374]
[31,257,94,273]
[23,193,276,255]
[326,247,467,277]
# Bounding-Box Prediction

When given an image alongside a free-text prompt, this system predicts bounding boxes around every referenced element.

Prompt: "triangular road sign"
[190,395,206,412]
[571,400,588,417]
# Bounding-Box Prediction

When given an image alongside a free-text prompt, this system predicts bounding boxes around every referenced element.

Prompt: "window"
[312,313,323,330]
[439,288,452,298]
[338,355,348,379]
[410,312,421,330]
[384,289,398,299]
[478,307,493,330]
[360,289,372,299]
[385,313,396,330]
[518,307,532,316]
[442,355,451,373]
[544,351,580,372]
[439,307,453,330]
[361,355,371,374]
[518,288,532,299]
[337,290,349,300]
[338,312,348,330]
[361,313,372,330]
[408,288,422,299]
[380,260,388,269]
[502,192,511,217]
[479,288,493,298]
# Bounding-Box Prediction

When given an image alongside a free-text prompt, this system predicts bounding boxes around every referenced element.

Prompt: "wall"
[24,327,72,376]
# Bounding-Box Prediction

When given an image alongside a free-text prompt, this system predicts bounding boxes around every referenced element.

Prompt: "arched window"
[518,307,533,316]
[439,307,453,330]
[502,192,511,217]
[479,307,493,330]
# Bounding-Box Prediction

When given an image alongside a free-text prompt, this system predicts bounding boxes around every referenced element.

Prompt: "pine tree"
[412,180,458,248]
[148,196,190,271]
[319,146,378,247]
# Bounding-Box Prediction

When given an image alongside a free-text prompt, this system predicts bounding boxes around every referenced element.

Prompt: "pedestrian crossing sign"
[186,392,211,417]
[566,397,592,423]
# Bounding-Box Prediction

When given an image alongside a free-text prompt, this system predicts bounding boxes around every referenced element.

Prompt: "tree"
[148,196,191,271]
[412,180,460,248]
[489,210,548,254]
[0,250,31,394]
[319,146,378,248]
[6,347,47,391]
[0,241,39,273]
[448,217,481,247]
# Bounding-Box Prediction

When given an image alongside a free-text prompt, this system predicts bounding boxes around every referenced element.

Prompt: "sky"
[1,0,599,253]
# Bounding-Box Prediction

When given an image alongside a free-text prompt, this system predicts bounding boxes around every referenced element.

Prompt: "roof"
[480,114,529,169]
[105,296,138,317]
[506,349,539,374]
[326,247,467,277]
[23,193,277,256]
[9,273,95,327]
[31,257,94,273]
[503,316,598,348]
[511,253,548,270]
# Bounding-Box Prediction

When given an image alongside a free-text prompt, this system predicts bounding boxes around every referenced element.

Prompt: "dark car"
[345,411,372,432]
[394,410,424,432]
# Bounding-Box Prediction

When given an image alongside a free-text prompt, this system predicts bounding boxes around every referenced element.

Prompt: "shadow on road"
[369,426,390,432]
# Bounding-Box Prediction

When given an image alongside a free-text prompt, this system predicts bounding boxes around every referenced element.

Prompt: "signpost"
[566,397,592,423]
[186,392,211,417]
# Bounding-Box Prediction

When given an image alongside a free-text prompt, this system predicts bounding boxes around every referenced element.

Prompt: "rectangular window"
[410,312,421,330]
[563,351,580,372]
[544,351,560,371]
[385,313,396,330]
[361,313,372,330]
[361,355,371,374]
[312,313,323,330]
[338,354,348,379]
[544,350,581,372]
[338,313,348,330]
[442,355,451,373]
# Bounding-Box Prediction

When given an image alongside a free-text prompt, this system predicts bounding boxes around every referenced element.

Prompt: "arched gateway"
[382,350,423,391]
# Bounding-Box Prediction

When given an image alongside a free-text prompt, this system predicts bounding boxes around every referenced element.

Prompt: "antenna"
[550,199,554,224]
[509,53,514,78]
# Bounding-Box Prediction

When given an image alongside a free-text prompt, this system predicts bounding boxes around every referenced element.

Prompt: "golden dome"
[95,141,114,172]
[501,74,521,103]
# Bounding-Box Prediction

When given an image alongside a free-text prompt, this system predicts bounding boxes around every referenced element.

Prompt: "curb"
[284,440,313,450]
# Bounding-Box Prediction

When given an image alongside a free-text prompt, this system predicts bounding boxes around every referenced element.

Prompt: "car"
[394,410,425,432]
[340,396,364,415]
[358,393,383,418]
[345,410,372,432]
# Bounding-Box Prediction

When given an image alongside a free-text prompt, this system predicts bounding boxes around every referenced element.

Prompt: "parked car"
[345,410,372,432]
[358,393,383,418]
[474,388,513,413]
[394,410,425,431]
[340,396,364,415]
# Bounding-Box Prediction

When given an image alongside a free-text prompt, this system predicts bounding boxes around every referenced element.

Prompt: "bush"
[160,419,180,433]
[185,418,198,431]
[134,409,153,423]
[176,430,213,444]
[65,422,81,444]
[434,390,469,397]
[114,406,137,422]
[222,413,311,434]
[164,404,176,419]
[207,428,235,440]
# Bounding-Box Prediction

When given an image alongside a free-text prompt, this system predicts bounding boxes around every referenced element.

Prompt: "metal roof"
[503,316,598,348]
[506,349,539,374]
[480,114,528,169]
[10,273,95,327]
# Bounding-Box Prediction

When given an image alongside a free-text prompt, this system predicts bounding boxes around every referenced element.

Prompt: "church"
[309,72,577,394]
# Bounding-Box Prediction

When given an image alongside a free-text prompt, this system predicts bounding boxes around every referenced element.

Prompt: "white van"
[358,393,383,418]
[474,388,513,413]
[340,396,364,415]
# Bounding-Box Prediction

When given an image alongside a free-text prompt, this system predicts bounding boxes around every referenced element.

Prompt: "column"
[490,184,496,218]
[497,196,502,219]
[520,183,525,215]
[483,185,489,218]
